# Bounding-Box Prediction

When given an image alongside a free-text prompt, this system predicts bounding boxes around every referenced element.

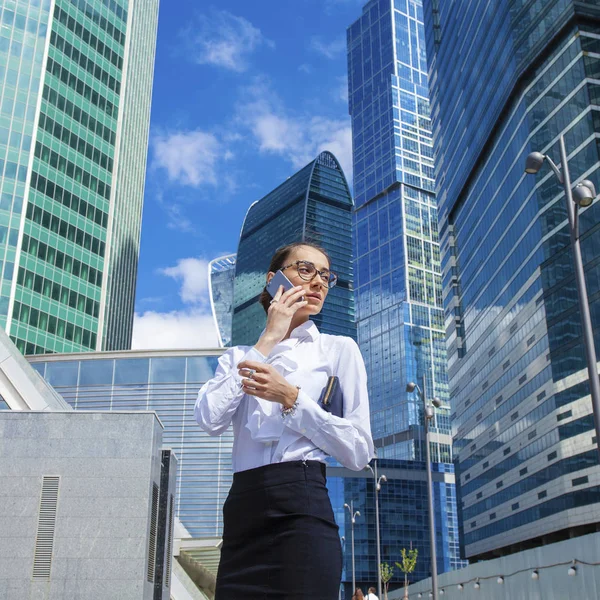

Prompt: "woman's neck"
[282,315,310,341]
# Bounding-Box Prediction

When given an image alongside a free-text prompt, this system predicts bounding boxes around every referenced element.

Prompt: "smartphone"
[266,270,304,302]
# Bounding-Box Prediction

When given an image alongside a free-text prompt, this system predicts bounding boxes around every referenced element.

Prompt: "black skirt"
[216,460,343,600]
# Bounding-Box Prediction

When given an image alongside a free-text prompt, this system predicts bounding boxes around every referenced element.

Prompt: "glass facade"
[0,0,159,355]
[328,459,461,599]
[423,0,600,560]
[29,349,233,538]
[231,150,356,346]
[347,0,464,584]
[208,253,236,347]
[349,0,451,463]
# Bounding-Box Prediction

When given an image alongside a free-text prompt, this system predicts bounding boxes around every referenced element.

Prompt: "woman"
[352,588,365,600]
[195,241,374,600]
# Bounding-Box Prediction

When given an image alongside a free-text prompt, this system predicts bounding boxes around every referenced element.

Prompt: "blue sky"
[131,0,365,348]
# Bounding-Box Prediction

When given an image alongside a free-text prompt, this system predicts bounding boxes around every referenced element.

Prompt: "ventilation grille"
[165,494,175,588]
[32,476,60,579]
[147,483,159,582]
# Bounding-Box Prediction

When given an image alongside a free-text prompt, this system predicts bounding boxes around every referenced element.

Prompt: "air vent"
[32,476,60,579]
[147,483,159,583]
[165,495,175,588]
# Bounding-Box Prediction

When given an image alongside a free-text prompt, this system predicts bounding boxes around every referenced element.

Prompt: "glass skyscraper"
[208,253,236,347]
[29,348,233,539]
[231,150,356,346]
[348,0,451,464]
[0,0,159,355]
[423,0,600,561]
[347,0,463,583]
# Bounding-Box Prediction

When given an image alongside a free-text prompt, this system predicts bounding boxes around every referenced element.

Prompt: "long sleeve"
[282,338,375,470]
[195,346,266,436]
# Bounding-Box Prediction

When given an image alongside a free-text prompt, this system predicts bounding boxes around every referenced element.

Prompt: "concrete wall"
[392,531,600,600]
[0,411,165,600]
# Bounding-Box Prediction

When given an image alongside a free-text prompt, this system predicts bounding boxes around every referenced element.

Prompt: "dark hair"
[258,241,331,313]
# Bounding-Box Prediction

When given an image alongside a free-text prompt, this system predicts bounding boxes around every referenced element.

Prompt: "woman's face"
[267,245,331,316]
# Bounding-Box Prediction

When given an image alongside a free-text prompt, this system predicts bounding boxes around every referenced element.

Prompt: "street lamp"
[366,461,387,599]
[344,501,361,595]
[525,136,600,462]
[406,376,442,600]
[340,537,346,600]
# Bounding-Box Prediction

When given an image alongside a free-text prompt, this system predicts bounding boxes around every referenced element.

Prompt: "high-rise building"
[208,253,236,347]
[0,0,159,355]
[348,0,451,463]
[231,151,355,346]
[423,0,600,561]
[347,0,463,581]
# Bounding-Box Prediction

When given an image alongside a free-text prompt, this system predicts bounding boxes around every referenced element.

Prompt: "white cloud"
[183,10,273,72]
[132,256,220,350]
[159,257,211,305]
[334,75,349,104]
[310,36,346,60]
[152,129,223,188]
[237,79,353,183]
[132,310,219,349]
[298,63,313,74]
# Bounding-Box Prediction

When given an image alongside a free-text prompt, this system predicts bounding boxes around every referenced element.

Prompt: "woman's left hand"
[238,361,299,408]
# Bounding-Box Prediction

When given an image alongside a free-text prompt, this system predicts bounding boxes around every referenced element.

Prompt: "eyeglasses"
[281,260,338,289]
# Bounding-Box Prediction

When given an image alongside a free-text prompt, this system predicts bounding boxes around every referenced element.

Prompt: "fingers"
[271,284,285,303]
[238,361,265,371]
[279,286,305,305]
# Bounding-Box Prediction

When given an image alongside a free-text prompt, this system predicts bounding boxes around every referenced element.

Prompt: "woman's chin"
[300,304,322,316]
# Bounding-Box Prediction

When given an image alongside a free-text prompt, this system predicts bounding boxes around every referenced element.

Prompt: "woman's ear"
[266,271,275,284]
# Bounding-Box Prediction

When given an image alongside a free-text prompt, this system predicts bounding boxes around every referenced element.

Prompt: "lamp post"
[344,501,361,595]
[340,536,346,600]
[407,375,442,600]
[525,136,600,462]
[366,461,387,599]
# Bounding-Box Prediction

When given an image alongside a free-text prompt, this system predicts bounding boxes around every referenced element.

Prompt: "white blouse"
[195,320,375,473]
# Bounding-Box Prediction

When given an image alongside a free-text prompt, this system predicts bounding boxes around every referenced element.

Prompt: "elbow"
[342,442,373,472]
[194,401,227,437]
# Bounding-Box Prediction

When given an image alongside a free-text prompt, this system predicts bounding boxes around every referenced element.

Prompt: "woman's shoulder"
[319,334,360,353]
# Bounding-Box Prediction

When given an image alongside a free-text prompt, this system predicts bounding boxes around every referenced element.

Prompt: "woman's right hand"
[254,285,307,355]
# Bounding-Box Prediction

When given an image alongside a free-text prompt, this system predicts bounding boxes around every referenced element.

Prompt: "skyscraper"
[208,254,236,347]
[231,151,355,346]
[423,0,600,561]
[0,0,159,355]
[347,0,463,580]
[348,0,451,464]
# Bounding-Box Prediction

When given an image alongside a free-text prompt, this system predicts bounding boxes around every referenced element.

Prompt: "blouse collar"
[289,319,319,342]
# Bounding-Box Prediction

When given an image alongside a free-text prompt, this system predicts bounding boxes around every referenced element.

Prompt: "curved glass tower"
[424,0,600,561]
[208,253,236,347]
[231,151,355,346]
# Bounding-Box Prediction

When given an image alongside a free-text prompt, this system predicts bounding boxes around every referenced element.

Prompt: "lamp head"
[425,406,434,420]
[525,152,545,174]
[581,180,597,197]
[355,510,361,517]
[432,397,442,408]
[406,381,417,393]
[380,474,387,482]
[344,503,350,509]
[573,182,595,207]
